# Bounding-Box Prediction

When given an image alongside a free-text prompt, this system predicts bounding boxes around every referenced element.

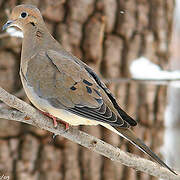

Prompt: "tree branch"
[0,87,178,179]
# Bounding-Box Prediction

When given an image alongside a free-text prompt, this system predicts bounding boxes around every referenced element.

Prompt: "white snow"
[120,11,125,14]
[6,27,23,38]
[130,56,180,81]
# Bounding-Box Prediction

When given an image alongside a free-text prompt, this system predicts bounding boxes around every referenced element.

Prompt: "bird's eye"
[20,12,27,18]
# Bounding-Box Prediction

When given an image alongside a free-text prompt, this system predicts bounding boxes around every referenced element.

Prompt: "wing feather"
[44,50,134,128]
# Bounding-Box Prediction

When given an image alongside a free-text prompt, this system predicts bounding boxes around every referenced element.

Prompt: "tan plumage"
[3,4,176,174]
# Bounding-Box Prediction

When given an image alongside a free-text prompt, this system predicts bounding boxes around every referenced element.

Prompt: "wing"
[46,49,137,128]
[26,49,136,128]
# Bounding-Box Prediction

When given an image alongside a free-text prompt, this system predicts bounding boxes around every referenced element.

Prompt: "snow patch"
[130,57,180,87]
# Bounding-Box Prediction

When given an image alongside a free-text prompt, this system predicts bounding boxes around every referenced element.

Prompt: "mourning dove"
[2,4,176,174]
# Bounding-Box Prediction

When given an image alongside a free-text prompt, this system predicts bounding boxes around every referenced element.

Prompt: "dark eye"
[21,12,27,18]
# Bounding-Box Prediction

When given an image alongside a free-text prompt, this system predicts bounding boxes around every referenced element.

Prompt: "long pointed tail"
[114,127,177,175]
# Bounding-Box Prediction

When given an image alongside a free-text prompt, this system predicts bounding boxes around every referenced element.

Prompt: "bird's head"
[2,4,43,31]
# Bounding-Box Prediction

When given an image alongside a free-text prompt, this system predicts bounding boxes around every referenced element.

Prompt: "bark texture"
[0,0,174,180]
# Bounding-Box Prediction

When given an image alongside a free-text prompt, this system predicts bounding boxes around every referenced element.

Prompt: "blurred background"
[0,0,178,179]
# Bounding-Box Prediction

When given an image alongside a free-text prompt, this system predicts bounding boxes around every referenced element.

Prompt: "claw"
[62,120,69,130]
[40,111,58,128]
[57,119,69,130]
[52,116,58,128]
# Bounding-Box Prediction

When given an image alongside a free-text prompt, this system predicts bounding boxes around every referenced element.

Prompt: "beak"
[2,20,14,31]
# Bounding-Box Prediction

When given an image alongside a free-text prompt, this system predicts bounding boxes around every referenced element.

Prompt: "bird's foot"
[41,111,58,128]
[40,111,69,130]
[57,119,70,131]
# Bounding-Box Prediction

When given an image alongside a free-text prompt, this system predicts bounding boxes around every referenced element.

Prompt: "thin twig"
[0,86,179,179]
[103,77,180,85]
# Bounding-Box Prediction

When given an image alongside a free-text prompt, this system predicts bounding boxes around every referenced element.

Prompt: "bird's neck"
[20,23,62,75]
[21,24,52,61]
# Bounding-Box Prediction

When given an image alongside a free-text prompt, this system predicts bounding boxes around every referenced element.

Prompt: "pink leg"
[41,111,58,127]
[40,111,69,130]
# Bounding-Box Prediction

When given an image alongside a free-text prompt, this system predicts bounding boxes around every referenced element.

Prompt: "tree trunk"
[163,0,180,172]
[0,0,174,180]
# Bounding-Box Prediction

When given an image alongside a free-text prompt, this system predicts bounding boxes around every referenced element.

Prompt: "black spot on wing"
[70,82,78,91]
[86,86,92,94]
[70,86,76,90]
[95,98,103,105]
[93,89,101,97]
[83,79,93,86]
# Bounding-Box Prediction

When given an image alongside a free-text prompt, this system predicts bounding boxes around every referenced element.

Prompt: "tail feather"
[114,127,177,175]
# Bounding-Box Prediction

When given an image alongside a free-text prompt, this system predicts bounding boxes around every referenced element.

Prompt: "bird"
[2,4,176,175]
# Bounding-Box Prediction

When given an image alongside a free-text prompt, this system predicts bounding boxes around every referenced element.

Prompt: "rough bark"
[0,0,174,180]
